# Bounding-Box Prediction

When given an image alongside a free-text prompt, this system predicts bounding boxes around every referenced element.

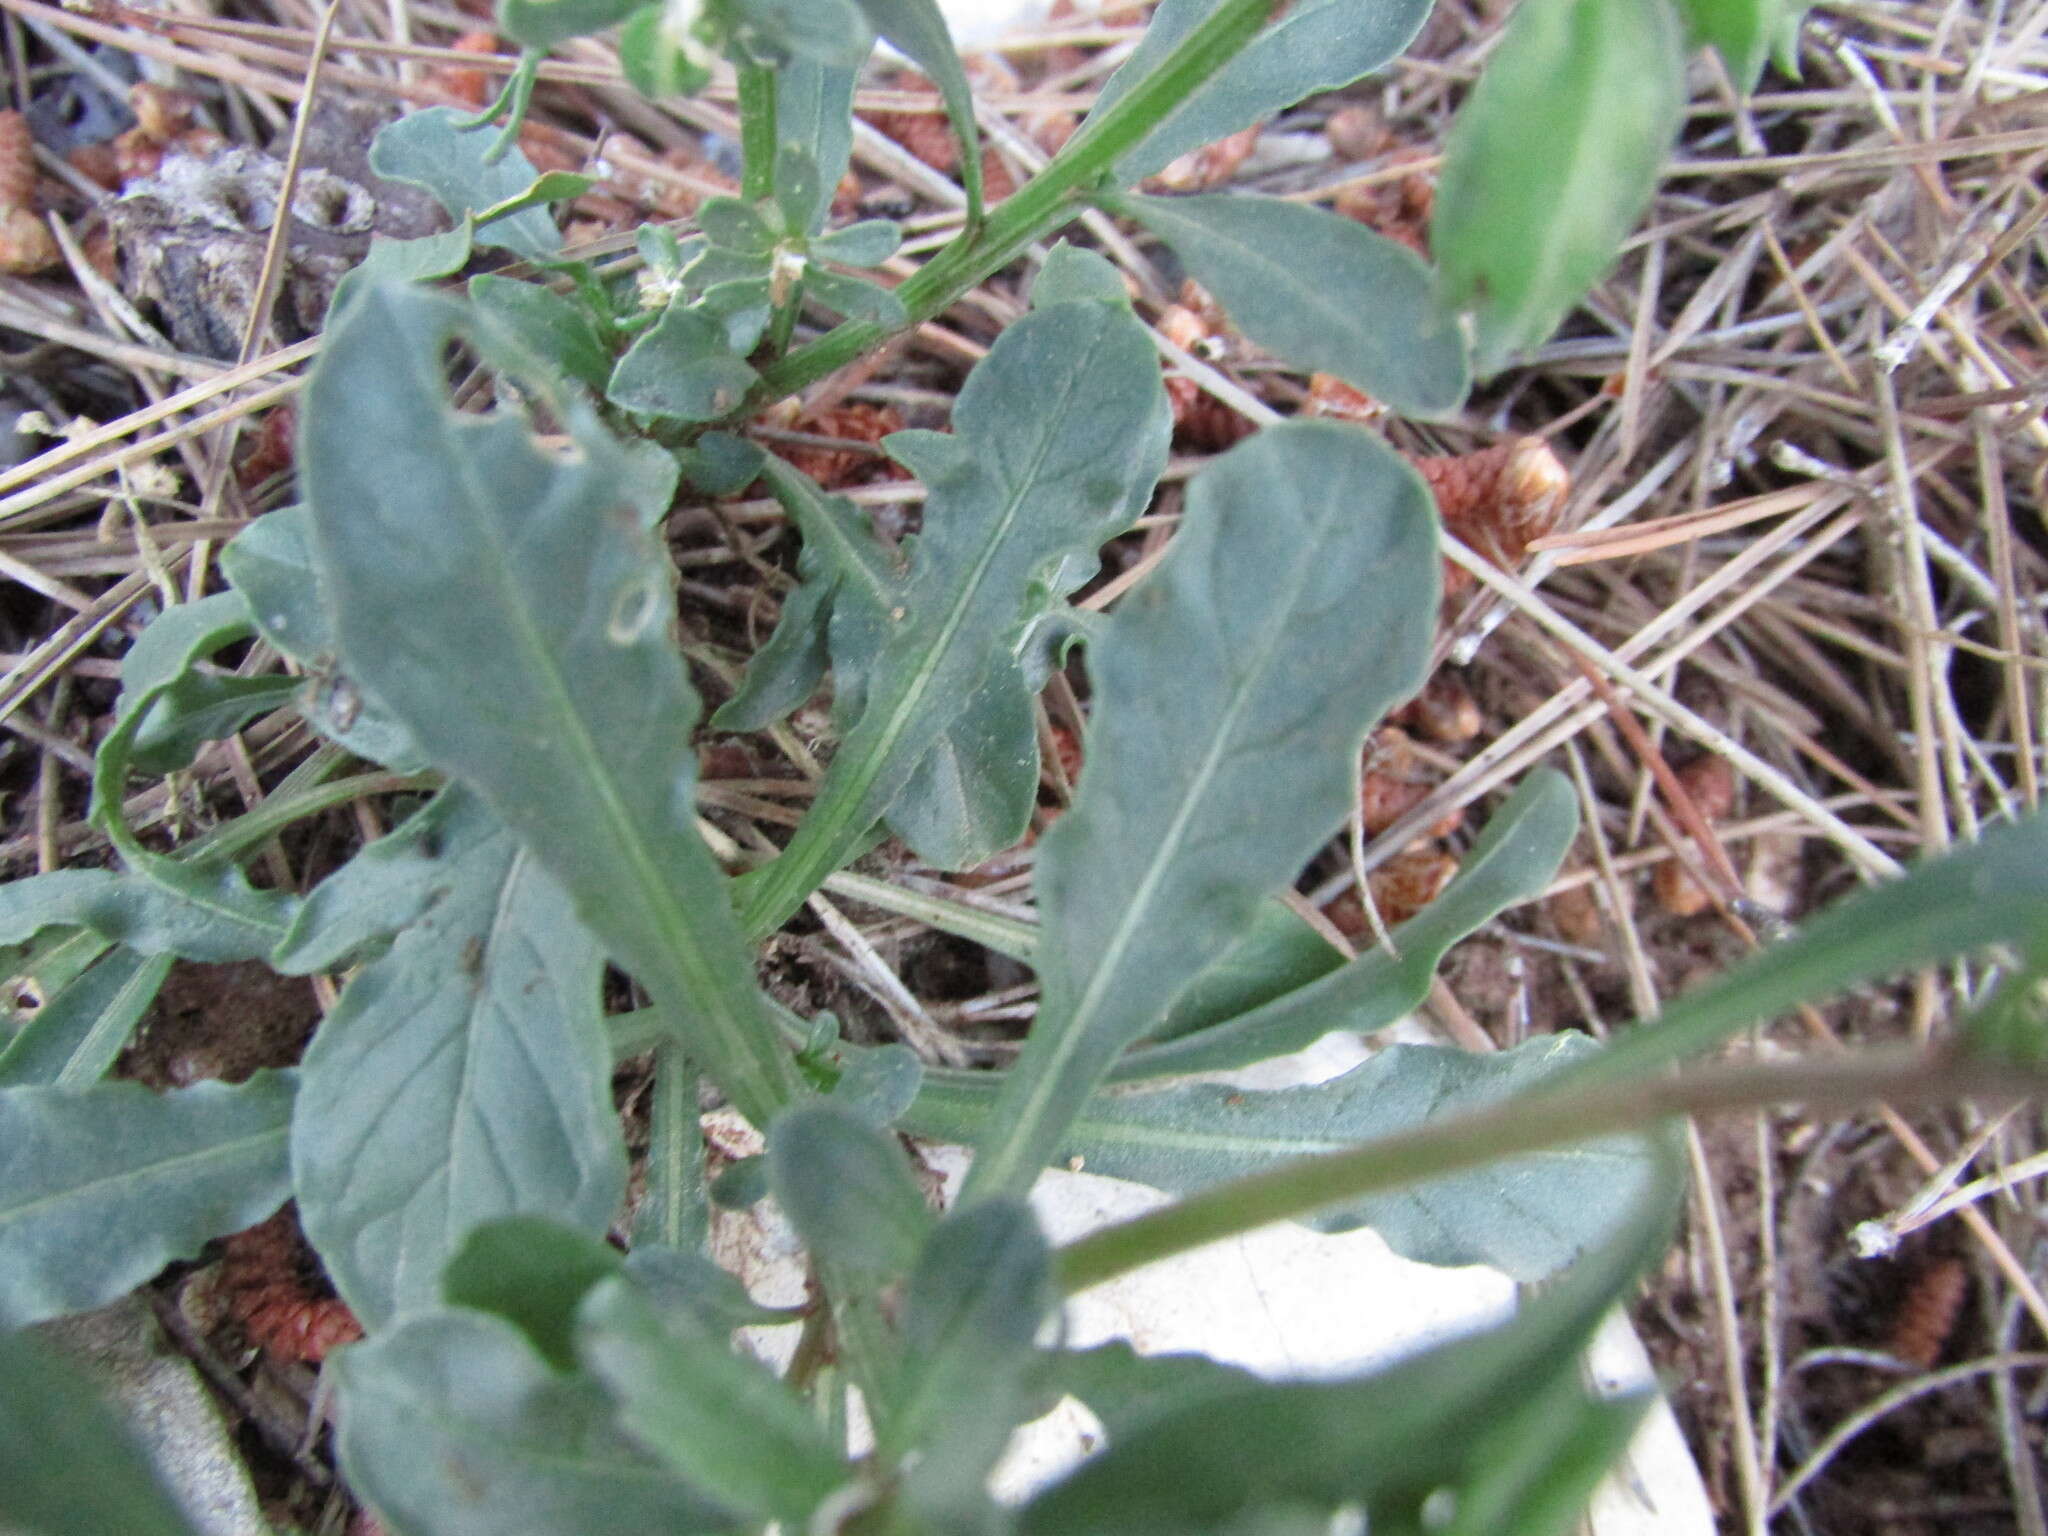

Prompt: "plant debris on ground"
[0,0,2043,1531]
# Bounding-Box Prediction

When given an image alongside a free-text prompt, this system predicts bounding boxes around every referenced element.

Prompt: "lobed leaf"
[1104,190,1468,418]
[1433,0,1686,373]
[291,788,623,1329]
[300,281,800,1126]
[0,1073,295,1328]
[1088,0,1434,185]
[334,1309,736,1536]
[965,422,1439,1202]
[736,268,1170,932]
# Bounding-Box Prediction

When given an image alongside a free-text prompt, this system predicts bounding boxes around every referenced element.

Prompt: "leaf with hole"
[291,786,622,1329]
[300,281,799,1128]
[0,1072,295,1328]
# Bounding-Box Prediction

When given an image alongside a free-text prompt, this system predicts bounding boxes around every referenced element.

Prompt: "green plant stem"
[738,64,778,203]
[1054,1046,2048,1297]
[741,0,1271,411]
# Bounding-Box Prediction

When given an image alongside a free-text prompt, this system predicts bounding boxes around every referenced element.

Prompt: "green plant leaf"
[1020,1155,1679,1534]
[814,217,902,268]
[576,1276,848,1523]
[1433,0,1686,374]
[1088,0,1434,185]
[370,108,561,259]
[115,590,295,776]
[697,195,778,255]
[767,1100,932,1281]
[882,660,1040,868]
[469,274,615,393]
[886,1200,1056,1524]
[476,170,597,229]
[619,4,713,98]
[1146,901,1344,1044]
[708,566,834,731]
[965,422,1439,1202]
[773,60,858,235]
[497,0,640,49]
[334,1309,736,1536]
[300,281,800,1127]
[1103,191,1468,418]
[1672,0,1782,90]
[1119,770,1578,1078]
[624,1242,799,1332]
[0,945,171,1089]
[221,504,427,771]
[1058,1035,1651,1281]
[1049,1341,1262,1443]
[0,1327,200,1536]
[0,1072,294,1328]
[736,273,1170,933]
[0,866,293,964]
[852,0,984,223]
[441,1217,626,1372]
[726,0,874,68]
[1437,1368,1648,1536]
[606,301,761,421]
[805,266,908,327]
[291,788,622,1329]
[708,453,898,733]
[269,788,461,975]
